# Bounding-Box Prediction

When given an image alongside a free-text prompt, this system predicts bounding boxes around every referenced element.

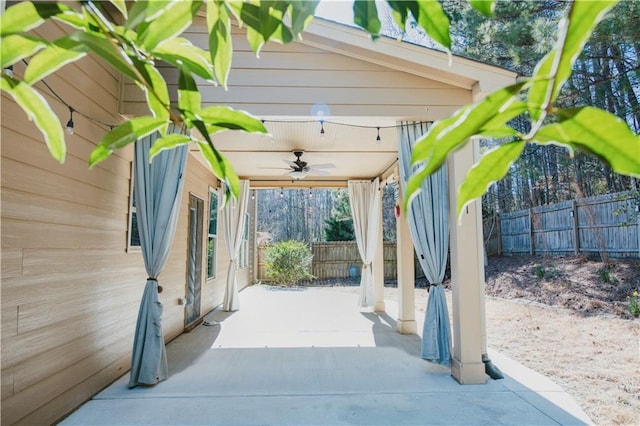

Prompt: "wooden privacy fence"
[258,241,426,281]
[493,191,640,258]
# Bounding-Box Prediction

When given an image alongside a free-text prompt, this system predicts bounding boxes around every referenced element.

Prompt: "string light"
[376,126,381,143]
[280,188,284,198]
[4,65,13,77]
[66,107,75,135]
[251,190,255,200]
[309,188,313,198]
[320,120,325,136]
[20,59,117,132]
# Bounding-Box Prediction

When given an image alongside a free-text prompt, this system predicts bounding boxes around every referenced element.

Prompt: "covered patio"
[122,16,521,385]
[62,285,590,425]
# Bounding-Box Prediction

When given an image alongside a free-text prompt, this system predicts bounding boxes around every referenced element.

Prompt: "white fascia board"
[301,19,518,92]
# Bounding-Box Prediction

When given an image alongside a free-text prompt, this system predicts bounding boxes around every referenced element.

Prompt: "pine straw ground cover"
[302,255,640,425]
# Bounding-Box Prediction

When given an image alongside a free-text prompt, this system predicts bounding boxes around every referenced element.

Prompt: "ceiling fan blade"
[306,169,330,176]
[283,160,297,168]
[308,163,335,169]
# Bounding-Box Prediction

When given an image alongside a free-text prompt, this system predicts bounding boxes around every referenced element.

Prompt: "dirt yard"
[305,255,640,425]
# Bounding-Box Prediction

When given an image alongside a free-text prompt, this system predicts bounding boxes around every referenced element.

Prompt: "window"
[128,168,141,250]
[238,212,250,269]
[207,188,218,279]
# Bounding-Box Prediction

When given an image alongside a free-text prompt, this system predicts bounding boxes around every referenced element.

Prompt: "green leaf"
[131,58,170,124]
[52,9,91,30]
[153,37,215,81]
[68,31,139,82]
[24,35,88,84]
[199,106,268,134]
[0,34,48,69]
[388,1,451,50]
[149,134,192,161]
[138,0,200,51]
[193,120,240,201]
[126,0,174,30]
[469,0,495,17]
[178,70,201,115]
[534,107,640,177]
[457,140,525,217]
[386,1,409,32]
[410,0,451,50]
[0,2,69,36]
[353,0,381,38]
[232,1,292,54]
[553,0,617,102]
[207,0,233,88]
[89,116,166,167]
[289,1,319,36]
[1,75,65,162]
[108,0,128,19]
[528,0,617,120]
[405,82,526,211]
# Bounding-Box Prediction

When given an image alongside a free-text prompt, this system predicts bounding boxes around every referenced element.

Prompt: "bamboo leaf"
[108,0,128,19]
[126,0,177,30]
[353,0,381,38]
[199,106,268,134]
[405,82,526,211]
[386,1,409,32]
[457,141,525,217]
[289,1,319,36]
[388,1,451,49]
[154,38,215,81]
[552,0,616,102]
[193,119,240,202]
[138,0,201,52]
[231,1,291,54]
[149,134,192,161]
[410,0,451,50]
[534,107,640,177]
[1,75,65,162]
[528,0,617,120]
[0,34,48,69]
[24,35,88,84]
[178,70,201,115]
[207,1,232,87]
[89,116,166,167]
[469,0,495,17]
[1,2,69,36]
[131,58,170,124]
[68,31,139,82]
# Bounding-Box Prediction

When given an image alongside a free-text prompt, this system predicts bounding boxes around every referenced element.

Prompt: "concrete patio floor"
[62,285,591,425]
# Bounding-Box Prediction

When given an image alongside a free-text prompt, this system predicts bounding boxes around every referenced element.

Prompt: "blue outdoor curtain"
[221,180,250,311]
[398,121,451,366]
[129,126,188,388]
[348,179,381,308]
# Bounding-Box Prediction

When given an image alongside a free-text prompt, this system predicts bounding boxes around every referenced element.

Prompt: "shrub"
[264,240,314,286]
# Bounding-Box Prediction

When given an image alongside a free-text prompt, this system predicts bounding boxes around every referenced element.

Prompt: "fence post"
[529,208,534,255]
[496,215,502,256]
[572,200,580,255]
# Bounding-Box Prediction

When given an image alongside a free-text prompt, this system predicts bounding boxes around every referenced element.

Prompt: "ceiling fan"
[284,151,335,180]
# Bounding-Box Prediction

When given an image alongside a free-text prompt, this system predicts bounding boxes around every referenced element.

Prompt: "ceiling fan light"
[290,171,306,180]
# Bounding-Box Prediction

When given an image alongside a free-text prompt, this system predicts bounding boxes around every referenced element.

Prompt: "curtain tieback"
[147,277,163,293]
[427,282,441,293]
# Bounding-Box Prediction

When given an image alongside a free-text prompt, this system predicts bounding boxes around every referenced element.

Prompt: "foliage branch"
[1,0,639,214]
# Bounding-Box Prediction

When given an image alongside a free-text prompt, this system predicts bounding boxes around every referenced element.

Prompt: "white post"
[448,141,486,384]
[373,184,386,312]
[396,179,416,334]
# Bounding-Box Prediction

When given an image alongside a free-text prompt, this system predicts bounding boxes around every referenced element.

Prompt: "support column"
[448,141,486,384]
[396,180,416,334]
[373,184,385,312]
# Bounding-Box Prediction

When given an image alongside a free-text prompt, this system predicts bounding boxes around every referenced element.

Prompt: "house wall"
[121,22,471,119]
[0,20,250,426]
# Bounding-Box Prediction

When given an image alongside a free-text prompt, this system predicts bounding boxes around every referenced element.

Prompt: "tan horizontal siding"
[1,158,129,213]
